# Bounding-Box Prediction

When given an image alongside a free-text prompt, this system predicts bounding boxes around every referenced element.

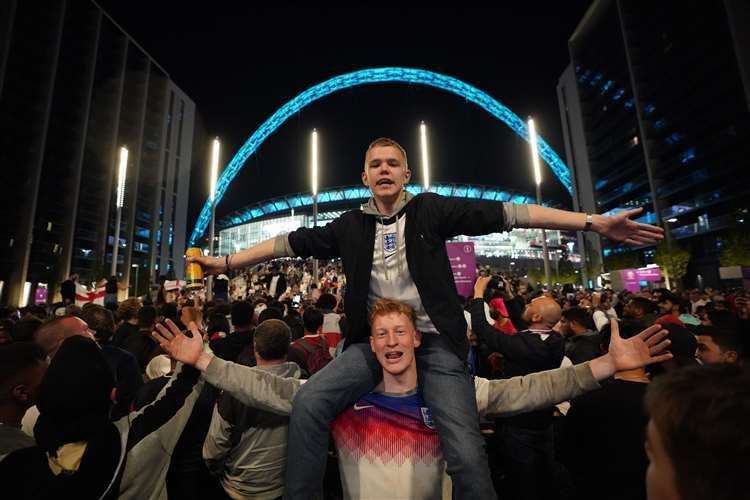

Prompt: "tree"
[720,234,750,267]
[603,251,641,272]
[555,258,581,285]
[654,241,690,289]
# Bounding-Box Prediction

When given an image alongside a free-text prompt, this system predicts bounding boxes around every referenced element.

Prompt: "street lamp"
[420,121,430,190]
[527,118,552,287]
[207,137,220,300]
[111,146,128,277]
[131,263,139,297]
[311,129,319,284]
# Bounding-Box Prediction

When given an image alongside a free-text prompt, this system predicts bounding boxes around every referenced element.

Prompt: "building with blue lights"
[217,183,577,273]
[557,0,750,287]
[0,1,195,305]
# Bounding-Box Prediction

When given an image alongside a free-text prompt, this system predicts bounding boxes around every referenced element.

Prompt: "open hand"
[152,319,204,366]
[594,207,664,246]
[608,320,672,371]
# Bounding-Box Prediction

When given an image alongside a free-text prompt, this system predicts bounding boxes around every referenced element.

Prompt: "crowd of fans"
[0,258,747,499]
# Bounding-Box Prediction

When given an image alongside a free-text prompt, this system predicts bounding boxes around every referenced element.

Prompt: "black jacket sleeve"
[125,363,201,451]
[469,299,551,366]
[430,194,506,240]
[287,216,343,259]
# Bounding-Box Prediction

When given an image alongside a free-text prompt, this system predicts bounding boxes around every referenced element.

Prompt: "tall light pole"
[420,121,430,190]
[311,129,319,285]
[131,263,139,297]
[528,118,552,287]
[111,146,128,277]
[207,137,220,300]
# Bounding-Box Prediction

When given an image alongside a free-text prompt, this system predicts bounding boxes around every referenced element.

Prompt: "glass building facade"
[0,1,195,305]
[558,0,750,287]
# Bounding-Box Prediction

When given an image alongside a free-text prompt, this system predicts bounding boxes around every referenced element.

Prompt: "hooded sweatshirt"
[203,362,302,500]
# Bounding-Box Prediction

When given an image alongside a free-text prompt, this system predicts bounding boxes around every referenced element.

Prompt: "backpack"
[292,337,332,375]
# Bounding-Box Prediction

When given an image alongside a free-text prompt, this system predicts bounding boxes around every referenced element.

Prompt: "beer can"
[185,247,204,290]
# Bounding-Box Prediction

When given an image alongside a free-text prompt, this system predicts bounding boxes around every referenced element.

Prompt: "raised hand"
[594,207,664,246]
[608,320,672,372]
[474,276,492,299]
[152,319,204,366]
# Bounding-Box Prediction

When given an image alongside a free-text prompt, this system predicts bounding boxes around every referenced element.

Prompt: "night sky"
[96,3,592,235]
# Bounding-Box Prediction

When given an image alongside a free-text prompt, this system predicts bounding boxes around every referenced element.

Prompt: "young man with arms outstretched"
[154,299,671,499]
[189,138,664,498]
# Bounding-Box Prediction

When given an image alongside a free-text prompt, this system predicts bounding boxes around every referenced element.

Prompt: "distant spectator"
[11,317,43,343]
[210,300,255,362]
[695,325,743,365]
[0,343,47,459]
[112,298,141,347]
[655,291,685,326]
[560,307,600,364]
[80,305,142,419]
[287,307,331,377]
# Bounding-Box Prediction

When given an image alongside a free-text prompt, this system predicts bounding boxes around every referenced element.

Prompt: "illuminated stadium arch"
[218,182,543,229]
[190,67,573,245]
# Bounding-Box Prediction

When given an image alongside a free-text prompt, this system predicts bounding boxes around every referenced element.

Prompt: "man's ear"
[413,329,422,348]
[11,384,30,403]
[110,387,118,404]
[362,170,369,187]
[404,167,411,182]
[370,336,376,353]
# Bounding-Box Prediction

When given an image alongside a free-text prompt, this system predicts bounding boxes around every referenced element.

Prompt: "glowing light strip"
[311,129,318,196]
[116,146,128,208]
[527,118,542,186]
[190,67,572,245]
[210,138,220,203]
[420,121,430,190]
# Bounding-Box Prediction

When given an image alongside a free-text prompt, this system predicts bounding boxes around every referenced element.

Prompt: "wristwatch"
[583,213,593,232]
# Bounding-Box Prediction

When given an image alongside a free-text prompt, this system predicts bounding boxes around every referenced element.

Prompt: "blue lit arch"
[190,67,573,245]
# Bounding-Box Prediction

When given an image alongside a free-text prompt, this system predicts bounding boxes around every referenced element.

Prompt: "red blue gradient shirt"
[331,390,450,500]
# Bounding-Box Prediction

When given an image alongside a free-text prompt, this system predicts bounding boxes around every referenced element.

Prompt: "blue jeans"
[284,335,496,499]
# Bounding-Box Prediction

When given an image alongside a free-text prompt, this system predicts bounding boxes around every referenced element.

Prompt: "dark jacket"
[288,193,506,359]
[100,344,144,418]
[469,298,565,428]
[564,331,602,365]
[209,329,254,363]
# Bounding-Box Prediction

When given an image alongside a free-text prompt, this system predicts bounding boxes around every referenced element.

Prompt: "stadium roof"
[218,183,552,229]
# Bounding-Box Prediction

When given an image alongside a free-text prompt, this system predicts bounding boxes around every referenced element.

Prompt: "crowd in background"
[0,257,748,499]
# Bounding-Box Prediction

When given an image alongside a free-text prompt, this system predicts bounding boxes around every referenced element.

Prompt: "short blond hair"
[368,298,416,332]
[364,137,408,166]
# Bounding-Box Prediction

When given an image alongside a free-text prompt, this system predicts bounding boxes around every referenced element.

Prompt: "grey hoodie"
[203,362,302,500]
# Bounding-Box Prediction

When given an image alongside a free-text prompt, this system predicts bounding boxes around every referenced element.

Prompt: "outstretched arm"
[525,205,664,246]
[152,320,301,415]
[476,318,672,416]
[188,238,278,276]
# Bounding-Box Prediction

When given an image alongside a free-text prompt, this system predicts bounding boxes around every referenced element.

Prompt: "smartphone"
[293,294,301,304]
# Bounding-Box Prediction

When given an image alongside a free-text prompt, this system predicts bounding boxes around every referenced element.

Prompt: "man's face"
[68,317,97,342]
[370,312,420,377]
[658,300,675,315]
[165,290,177,303]
[696,335,736,364]
[558,316,573,336]
[689,290,701,302]
[362,146,411,203]
[645,420,681,500]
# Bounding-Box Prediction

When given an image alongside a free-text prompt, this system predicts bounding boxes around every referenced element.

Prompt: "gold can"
[185,247,204,290]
